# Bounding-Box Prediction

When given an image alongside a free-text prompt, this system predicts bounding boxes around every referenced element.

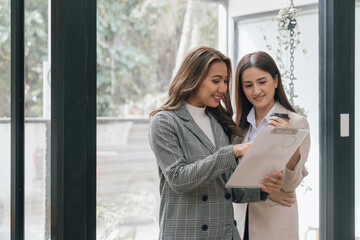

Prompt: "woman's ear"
[274,75,279,88]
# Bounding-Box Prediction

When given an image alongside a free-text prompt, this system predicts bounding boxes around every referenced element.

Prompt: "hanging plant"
[260,3,309,116]
[276,6,301,50]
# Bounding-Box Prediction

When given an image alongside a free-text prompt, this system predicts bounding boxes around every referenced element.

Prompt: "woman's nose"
[253,84,261,95]
[218,82,227,93]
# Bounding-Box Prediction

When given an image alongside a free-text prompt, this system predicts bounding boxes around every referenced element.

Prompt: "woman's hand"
[260,170,284,194]
[269,189,296,207]
[233,142,252,157]
[268,116,290,128]
[269,116,301,170]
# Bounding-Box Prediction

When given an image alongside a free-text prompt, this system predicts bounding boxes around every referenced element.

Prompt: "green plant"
[260,6,309,116]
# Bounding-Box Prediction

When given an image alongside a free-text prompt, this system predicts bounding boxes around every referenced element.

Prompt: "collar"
[185,102,207,118]
[246,101,277,129]
[174,104,192,121]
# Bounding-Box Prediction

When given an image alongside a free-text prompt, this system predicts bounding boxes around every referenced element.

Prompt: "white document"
[225,127,309,188]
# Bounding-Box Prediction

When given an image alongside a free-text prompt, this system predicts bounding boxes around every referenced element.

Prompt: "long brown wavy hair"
[234,51,295,131]
[150,46,243,142]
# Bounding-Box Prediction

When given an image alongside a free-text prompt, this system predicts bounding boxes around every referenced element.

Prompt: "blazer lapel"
[241,102,288,144]
[209,113,226,149]
[175,105,217,154]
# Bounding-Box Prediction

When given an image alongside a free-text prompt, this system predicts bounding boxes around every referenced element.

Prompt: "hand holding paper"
[260,170,284,194]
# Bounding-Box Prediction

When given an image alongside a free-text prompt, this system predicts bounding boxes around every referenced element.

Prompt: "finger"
[270,116,289,123]
[261,179,279,187]
[269,118,289,127]
[283,194,296,201]
[285,197,296,203]
[267,120,279,127]
[262,184,282,192]
[280,200,292,207]
[269,117,286,124]
[282,190,295,198]
[263,176,284,186]
[288,193,296,198]
[261,186,280,194]
[260,181,282,192]
[269,116,280,122]
[271,171,284,180]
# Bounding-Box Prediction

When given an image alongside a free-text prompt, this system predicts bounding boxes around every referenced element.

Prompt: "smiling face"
[241,66,278,114]
[187,61,228,108]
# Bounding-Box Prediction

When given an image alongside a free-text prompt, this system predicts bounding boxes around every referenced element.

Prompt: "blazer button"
[202,195,208,201]
[225,192,231,200]
[234,220,237,226]
[202,224,208,231]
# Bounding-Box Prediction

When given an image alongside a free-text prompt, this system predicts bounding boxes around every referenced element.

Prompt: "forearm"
[161,145,237,194]
[286,147,301,171]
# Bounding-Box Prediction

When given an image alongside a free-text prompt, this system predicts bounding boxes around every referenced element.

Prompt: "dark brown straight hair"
[234,51,296,131]
[150,46,243,142]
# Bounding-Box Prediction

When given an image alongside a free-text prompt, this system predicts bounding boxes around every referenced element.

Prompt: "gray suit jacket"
[149,105,266,240]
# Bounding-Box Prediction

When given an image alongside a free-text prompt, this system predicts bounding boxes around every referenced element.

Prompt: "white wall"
[228,0,317,16]
[227,0,318,63]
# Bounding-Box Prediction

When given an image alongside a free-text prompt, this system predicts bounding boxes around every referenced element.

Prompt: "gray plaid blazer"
[149,105,266,240]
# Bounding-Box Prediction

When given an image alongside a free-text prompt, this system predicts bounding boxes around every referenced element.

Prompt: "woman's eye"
[244,85,252,88]
[212,80,219,84]
[259,81,267,85]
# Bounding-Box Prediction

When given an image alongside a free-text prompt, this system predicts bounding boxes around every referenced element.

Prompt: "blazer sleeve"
[231,188,268,203]
[149,112,238,195]
[282,115,311,192]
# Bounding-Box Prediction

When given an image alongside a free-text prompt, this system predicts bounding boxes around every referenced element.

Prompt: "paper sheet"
[225,127,309,188]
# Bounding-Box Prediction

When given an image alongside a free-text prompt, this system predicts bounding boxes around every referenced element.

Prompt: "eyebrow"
[210,74,227,78]
[242,76,267,83]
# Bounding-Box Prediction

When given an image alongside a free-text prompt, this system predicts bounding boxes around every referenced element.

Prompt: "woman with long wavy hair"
[233,51,311,240]
[149,46,284,240]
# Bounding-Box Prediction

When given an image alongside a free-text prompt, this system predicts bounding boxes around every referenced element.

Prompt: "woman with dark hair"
[233,51,311,240]
[149,46,284,240]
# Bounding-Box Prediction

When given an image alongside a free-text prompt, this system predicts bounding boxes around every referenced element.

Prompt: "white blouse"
[246,102,277,142]
[185,102,215,146]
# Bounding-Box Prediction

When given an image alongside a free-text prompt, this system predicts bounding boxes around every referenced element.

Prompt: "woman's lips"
[253,96,264,102]
[213,95,222,101]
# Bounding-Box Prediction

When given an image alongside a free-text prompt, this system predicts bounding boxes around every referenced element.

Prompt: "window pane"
[96,1,222,239]
[24,0,51,239]
[0,0,11,239]
[236,7,319,240]
[355,2,360,239]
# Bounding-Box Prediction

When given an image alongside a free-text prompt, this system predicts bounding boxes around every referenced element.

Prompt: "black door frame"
[10,0,25,238]
[50,0,97,239]
[319,0,355,239]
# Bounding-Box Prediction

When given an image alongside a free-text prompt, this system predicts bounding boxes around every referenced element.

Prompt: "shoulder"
[150,110,188,132]
[151,110,176,120]
[275,103,309,129]
[150,110,177,126]
[289,111,309,129]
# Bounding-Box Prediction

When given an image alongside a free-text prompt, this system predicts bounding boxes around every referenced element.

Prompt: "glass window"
[235,6,319,240]
[24,0,51,239]
[355,2,360,239]
[0,0,11,239]
[96,1,223,239]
